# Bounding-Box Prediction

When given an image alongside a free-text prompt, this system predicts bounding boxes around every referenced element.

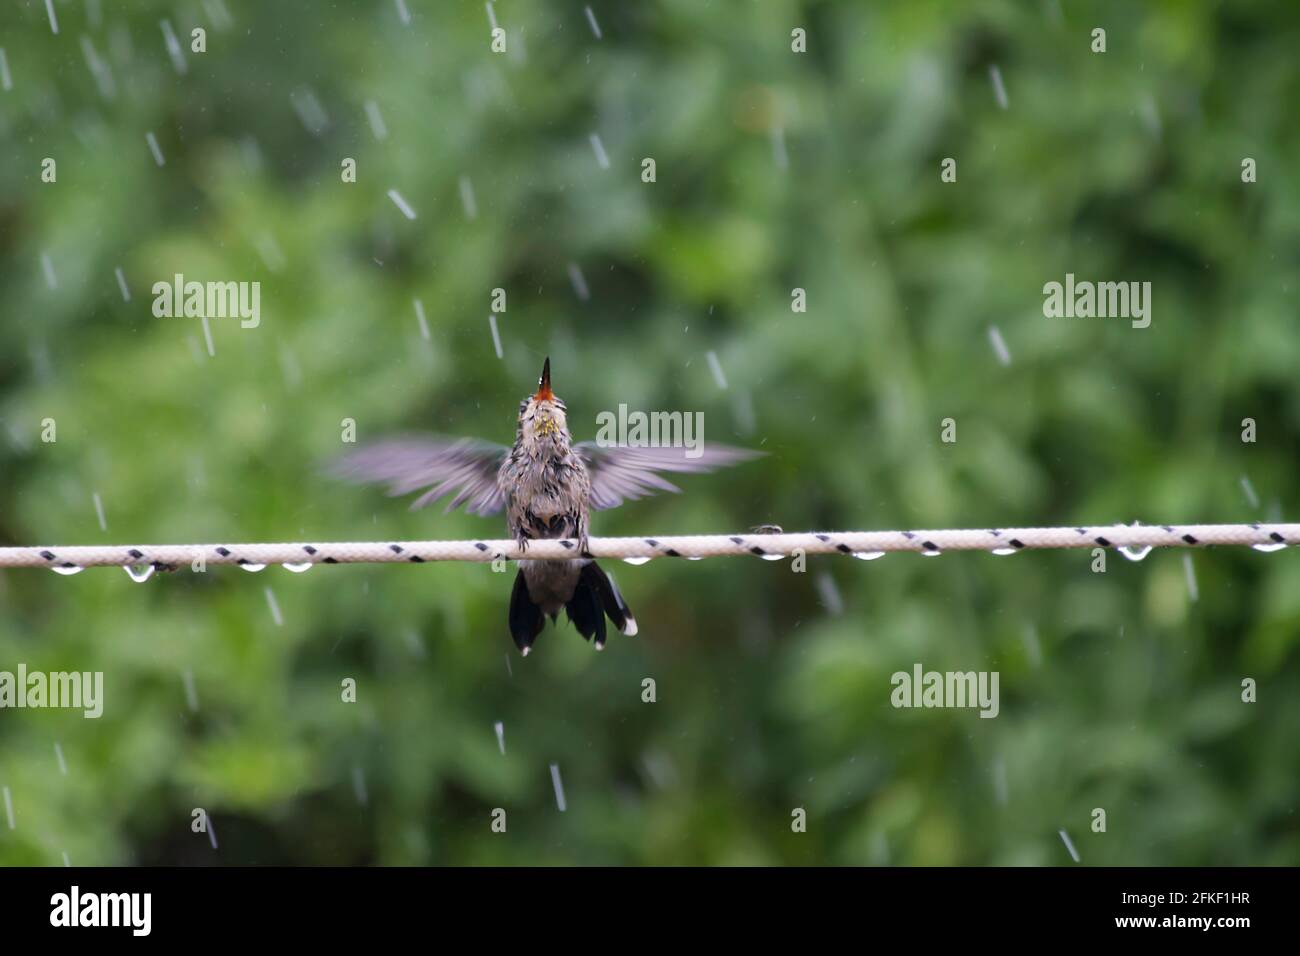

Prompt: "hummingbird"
[332,358,761,654]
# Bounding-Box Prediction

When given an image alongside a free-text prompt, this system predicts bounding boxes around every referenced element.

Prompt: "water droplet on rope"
[852,551,885,561]
[685,555,704,561]
[1118,545,1152,562]
[622,556,652,566]
[281,562,313,573]
[239,562,267,572]
[921,548,943,557]
[760,553,784,561]
[1252,542,1287,553]
[124,564,155,583]
[51,565,84,576]
[991,547,1017,556]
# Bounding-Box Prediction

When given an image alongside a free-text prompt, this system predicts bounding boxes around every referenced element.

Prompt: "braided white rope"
[0,523,1292,570]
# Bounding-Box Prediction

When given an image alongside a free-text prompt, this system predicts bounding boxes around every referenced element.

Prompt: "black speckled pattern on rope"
[0,523,1294,570]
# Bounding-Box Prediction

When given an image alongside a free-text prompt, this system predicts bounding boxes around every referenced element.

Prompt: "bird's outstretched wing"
[576,442,764,511]
[329,437,509,514]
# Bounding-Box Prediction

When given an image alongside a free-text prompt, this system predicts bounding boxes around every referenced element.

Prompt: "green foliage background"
[1,0,1297,865]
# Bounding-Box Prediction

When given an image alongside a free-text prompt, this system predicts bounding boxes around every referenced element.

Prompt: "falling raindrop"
[124,564,155,583]
[488,314,503,358]
[588,132,610,169]
[61,851,71,867]
[733,389,757,435]
[622,556,652,566]
[114,266,131,301]
[494,721,505,755]
[51,565,84,576]
[706,350,728,390]
[182,669,199,712]
[80,35,115,99]
[0,49,11,92]
[640,750,679,789]
[44,0,58,34]
[851,551,885,561]
[987,325,1012,366]
[2,786,12,829]
[160,19,187,74]
[41,252,57,289]
[145,130,165,166]
[264,587,283,626]
[1183,553,1199,603]
[1022,623,1042,668]
[1240,475,1260,509]
[1058,829,1081,863]
[364,99,388,140]
[281,562,313,573]
[459,175,478,219]
[567,262,590,301]
[988,64,1008,109]
[202,0,233,30]
[549,763,567,812]
[92,492,107,531]
[289,86,329,135]
[54,742,67,776]
[414,299,431,340]
[1139,93,1162,140]
[351,766,368,806]
[815,573,843,616]
[770,124,789,171]
[394,0,411,26]
[254,233,286,272]
[387,188,417,220]
[240,562,267,572]
[199,314,215,357]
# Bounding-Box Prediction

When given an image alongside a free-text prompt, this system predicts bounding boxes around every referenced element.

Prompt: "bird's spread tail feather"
[508,569,545,655]
[566,562,637,646]
[512,562,637,653]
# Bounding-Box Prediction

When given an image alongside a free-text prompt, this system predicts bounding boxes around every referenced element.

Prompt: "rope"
[0,522,1292,571]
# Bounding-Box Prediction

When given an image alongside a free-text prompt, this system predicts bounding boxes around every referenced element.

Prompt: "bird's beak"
[534,357,554,402]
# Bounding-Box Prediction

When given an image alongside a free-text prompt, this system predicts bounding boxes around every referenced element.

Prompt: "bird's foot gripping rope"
[0,523,1294,571]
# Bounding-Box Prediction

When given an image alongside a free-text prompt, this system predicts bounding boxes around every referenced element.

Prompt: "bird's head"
[517,357,568,445]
